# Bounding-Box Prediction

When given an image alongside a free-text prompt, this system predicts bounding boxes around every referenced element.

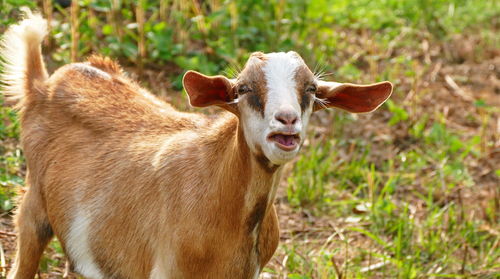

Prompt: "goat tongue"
[274,134,295,146]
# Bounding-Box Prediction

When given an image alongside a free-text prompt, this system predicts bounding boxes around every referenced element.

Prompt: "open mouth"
[267,132,300,151]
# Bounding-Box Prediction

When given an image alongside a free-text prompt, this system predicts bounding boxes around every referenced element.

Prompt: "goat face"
[234,52,314,165]
[183,51,392,166]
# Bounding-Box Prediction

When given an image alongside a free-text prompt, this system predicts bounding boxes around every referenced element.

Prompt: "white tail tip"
[0,8,48,104]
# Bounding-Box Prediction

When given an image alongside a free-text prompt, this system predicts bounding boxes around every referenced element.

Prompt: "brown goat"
[1,11,392,279]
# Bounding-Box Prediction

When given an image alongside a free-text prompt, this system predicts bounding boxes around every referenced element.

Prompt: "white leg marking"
[65,209,104,279]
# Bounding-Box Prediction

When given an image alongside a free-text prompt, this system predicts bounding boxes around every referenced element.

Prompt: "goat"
[1,11,392,279]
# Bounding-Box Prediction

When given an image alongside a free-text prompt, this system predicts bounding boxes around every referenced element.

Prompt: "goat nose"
[275,109,299,125]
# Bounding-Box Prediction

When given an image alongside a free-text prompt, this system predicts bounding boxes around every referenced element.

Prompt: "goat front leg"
[8,185,53,279]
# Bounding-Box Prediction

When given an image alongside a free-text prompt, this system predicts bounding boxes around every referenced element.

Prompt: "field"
[0,0,499,278]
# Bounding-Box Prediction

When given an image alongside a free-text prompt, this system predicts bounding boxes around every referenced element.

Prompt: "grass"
[285,119,496,277]
[1,0,499,278]
[0,97,22,213]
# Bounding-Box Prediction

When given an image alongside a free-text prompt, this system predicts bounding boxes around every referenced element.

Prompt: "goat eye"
[306,85,317,93]
[237,85,252,95]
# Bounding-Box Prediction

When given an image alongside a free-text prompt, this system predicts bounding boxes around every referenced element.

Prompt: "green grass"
[1,0,499,278]
[0,97,23,212]
[286,119,495,276]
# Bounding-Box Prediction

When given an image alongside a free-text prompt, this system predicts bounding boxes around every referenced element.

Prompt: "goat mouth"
[267,132,300,151]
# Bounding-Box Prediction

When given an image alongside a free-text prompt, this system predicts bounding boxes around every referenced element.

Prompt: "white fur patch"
[263,52,302,114]
[0,9,47,102]
[72,63,112,80]
[149,263,163,279]
[149,261,168,279]
[149,251,177,279]
[65,209,104,279]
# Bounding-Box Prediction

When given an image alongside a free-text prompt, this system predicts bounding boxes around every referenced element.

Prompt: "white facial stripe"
[262,52,301,114]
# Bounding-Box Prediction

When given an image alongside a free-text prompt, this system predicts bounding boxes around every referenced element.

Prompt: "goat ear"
[314,81,393,113]
[182,70,234,107]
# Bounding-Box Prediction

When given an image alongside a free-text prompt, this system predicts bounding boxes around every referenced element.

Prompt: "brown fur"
[293,65,316,112]
[236,56,268,117]
[87,54,123,74]
[9,55,281,278]
[254,144,279,173]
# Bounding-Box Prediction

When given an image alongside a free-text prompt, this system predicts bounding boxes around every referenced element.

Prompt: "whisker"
[314,62,328,80]
[223,63,242,79]
[313,63,320,76]
[318,72,334,78]
[314,96,329,109]
[226,98,240,105]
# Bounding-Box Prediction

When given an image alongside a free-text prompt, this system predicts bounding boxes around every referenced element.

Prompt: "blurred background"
[0,0,499,278]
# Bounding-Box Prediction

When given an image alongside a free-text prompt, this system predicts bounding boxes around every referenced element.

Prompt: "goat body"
[4,13,278,279]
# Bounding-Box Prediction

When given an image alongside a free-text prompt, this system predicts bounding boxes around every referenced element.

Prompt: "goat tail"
[0,9,48,108]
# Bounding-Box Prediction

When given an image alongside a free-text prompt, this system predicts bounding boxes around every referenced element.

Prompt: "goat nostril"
[275,111,299,125]
[277,117,287,125]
